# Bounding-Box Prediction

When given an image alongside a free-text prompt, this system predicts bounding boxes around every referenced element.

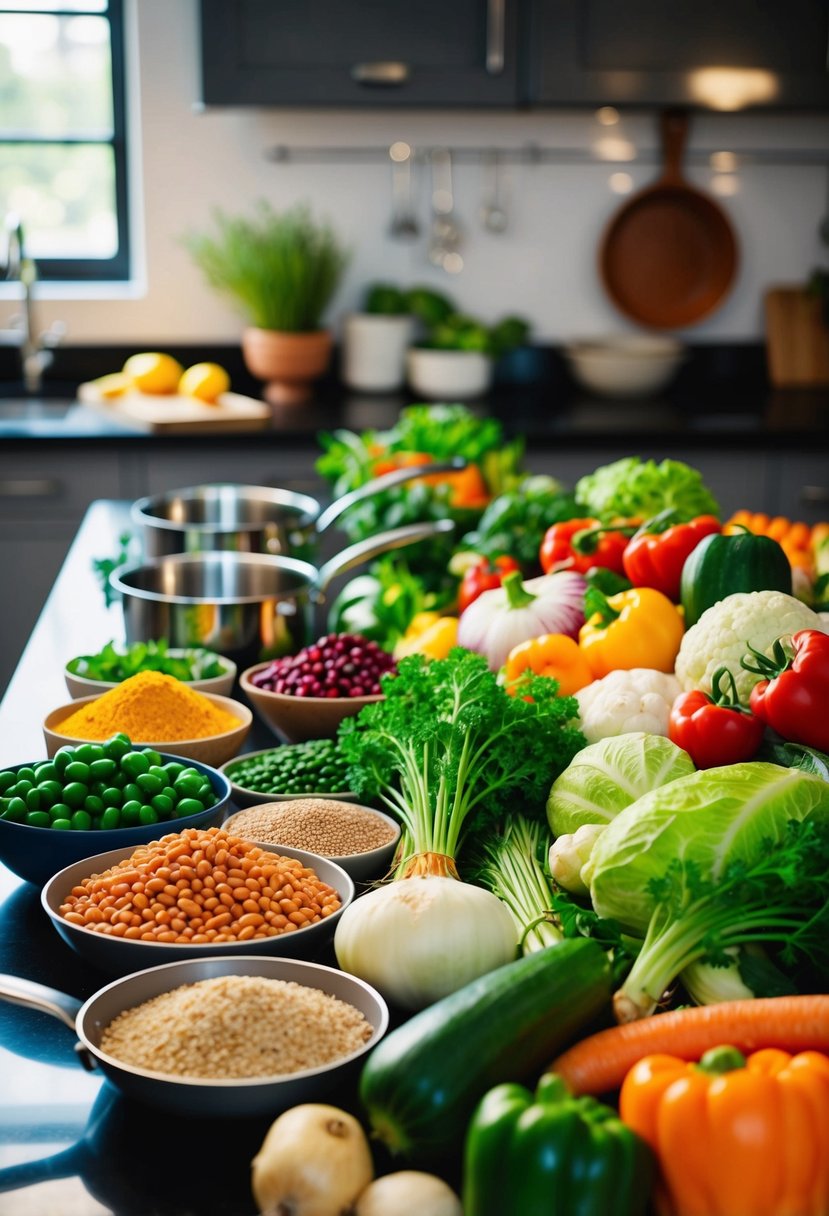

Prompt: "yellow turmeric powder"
[56,670,241,742]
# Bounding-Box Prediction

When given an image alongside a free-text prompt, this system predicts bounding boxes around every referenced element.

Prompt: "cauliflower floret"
[674,590,827,701]
[574,668,680,744]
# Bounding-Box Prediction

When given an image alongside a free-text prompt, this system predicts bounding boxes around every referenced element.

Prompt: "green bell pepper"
[463,1073,653,1216]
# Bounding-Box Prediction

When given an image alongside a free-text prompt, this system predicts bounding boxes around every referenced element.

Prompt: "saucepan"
[132,458,466,561]
[0,956,389,1117]
[111,518,454,664]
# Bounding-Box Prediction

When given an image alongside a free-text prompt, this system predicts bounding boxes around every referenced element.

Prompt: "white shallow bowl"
[64,651,237,699]
[223,801,401,882]
[406,349,493,399]
[563,336,686,398]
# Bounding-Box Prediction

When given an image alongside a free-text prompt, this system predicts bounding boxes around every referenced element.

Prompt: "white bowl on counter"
[563,336,686,398]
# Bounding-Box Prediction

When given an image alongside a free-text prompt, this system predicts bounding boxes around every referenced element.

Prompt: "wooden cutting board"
[77,382,272,433]
[764,287,829,387]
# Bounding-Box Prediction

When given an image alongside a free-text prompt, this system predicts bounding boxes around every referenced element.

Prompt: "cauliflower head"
[674,589,827,701]
[574,667,680,743]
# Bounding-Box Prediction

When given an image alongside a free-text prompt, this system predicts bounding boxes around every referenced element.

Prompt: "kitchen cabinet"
[198,0,520,108]
[526,0,829,109]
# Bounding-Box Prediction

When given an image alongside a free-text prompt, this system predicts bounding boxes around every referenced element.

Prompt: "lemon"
[123,352,184,395]
[178,362,231,404]
[90,372,132,399]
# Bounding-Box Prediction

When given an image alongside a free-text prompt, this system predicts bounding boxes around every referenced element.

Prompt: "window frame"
[0,0,130,282]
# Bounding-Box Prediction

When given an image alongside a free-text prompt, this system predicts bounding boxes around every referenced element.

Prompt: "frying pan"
[0,955,388,1117]
[600,109,738,329]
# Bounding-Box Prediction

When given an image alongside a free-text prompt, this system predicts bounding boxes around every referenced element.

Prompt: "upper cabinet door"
[526,0,829,109]
[199,0,520,107]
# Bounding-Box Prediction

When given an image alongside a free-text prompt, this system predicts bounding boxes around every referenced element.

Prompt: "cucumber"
[359,937,611,1163]
[680,530,792,627]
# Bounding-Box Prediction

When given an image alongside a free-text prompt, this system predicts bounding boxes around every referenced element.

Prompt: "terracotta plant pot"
[242,327,333,406]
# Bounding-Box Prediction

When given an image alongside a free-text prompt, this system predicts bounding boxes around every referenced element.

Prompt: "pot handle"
[315,519,455,595]
[0,973,82,1031]
[314,458,468,533]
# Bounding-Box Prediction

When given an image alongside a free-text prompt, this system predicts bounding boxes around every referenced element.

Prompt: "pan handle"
[314,458,468,534]
[660,108,690,183]
[315,519,455,596]
[0,973,82,1031]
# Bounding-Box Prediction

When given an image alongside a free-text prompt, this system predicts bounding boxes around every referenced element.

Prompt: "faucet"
[2,213,64,395]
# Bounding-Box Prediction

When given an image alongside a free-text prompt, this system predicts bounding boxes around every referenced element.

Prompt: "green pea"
[136,772,163,796]
[84,793,105,815]
[0,770,16,792]
[38,779,63,801]
[75,743,105,765]
[62,782,88,809]
[16,766,36,784]
[138,805,158,825]
[120,803,140,826]
[142,750,162,768]
[70,810,92,831]
[174,774,204,799]
[120,752,149,778]
[102,787,123,808]
[162,761,186,780]
[175,797,204,817]
[151,793,173,817]
[49,802,72,821]
[121,782,141,802]
[89,758,117,781]
[104,733,131,760]
[26,810,51,828]
[52,747,76,776]
[51,818,72,830]
[25,788,43,813]
[160,784,176,803]
[12,780,34,798]
[3,797,26,822]
[34,762,57,782]
[64,761,91,784]
[101,806,122,830]
[121,799,142,819]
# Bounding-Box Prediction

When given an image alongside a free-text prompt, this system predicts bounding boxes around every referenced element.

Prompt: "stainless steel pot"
[0,957,388,1117]
[111,518,454,664]
[132,459,466,561]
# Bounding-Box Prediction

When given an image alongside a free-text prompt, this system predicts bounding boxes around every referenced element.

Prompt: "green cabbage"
[585,762,829,936]
[546,733,695,837]
[574,456,720,522]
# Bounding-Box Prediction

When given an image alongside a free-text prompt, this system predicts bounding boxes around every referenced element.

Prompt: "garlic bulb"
[334,875,518,1010]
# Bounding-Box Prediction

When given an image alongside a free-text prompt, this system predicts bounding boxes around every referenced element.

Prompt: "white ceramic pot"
[406,348,493,400]
[342,313,414,392]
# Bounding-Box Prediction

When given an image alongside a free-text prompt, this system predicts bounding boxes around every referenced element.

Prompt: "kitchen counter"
[0,500,376,1216]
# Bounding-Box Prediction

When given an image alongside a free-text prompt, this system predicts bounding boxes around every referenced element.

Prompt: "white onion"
[333,876,518,1010]
[457,571,587,671]
[354,1171,463,1216]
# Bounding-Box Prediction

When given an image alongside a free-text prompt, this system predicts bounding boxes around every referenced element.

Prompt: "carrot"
[549,996,829,1096]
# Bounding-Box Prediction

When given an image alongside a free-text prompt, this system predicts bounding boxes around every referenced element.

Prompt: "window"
[0,0,129,281]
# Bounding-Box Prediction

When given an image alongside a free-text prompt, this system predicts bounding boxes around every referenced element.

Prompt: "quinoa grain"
[226,800,397,857]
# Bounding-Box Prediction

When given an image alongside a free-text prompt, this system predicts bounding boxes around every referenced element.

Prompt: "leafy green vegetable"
[574,457,720,523]
[586,763,829,937]
[472,815,562,953]
[327,556,454,649]
[616,817,829,1020]
[67,639,227,682]
[91,531,134,607]
[460,475,578,569]
[759,739,829,781]
[547,733,695,838]
[339,648,586,871]
[548,886,639,988]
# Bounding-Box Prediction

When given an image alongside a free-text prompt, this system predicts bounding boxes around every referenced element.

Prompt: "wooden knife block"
[765,287,829,387]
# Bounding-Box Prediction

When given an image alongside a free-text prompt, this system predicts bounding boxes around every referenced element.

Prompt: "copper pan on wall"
[599,109,738,329]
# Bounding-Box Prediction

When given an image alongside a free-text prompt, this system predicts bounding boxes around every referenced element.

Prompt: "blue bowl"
[0,753,230,886]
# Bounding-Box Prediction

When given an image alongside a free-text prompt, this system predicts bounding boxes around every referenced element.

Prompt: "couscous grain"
[99,974,373,1078]
[227,800,397,857]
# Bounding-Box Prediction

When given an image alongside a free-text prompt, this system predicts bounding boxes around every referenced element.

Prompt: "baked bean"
[57,827,341,945]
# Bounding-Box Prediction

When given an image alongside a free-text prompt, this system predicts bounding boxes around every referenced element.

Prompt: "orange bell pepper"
[620,1045,829,1216]
[503,633,593,697]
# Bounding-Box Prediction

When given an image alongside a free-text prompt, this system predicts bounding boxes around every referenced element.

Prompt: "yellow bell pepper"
[394,614,459,660]
[503,633,593,697]
[579,586,684,678]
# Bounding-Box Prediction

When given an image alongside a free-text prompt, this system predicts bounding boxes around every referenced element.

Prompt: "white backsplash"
[9,0,829,347]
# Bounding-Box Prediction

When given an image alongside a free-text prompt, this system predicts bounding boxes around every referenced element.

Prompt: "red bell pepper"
[623,511,721,602]
[457,555,521,615]
[539,518,632,577]
[744,629,829,752]
[668,667,765,768]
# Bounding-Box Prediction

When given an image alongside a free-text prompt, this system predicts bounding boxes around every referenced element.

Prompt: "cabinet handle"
[486,0,506,74]
[801,485,829,504]
[351,61,410,86]
[0,477,62,498]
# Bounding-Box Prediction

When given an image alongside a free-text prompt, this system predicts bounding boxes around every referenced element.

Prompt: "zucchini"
[680,530,792,627]
[359,937,611,1162]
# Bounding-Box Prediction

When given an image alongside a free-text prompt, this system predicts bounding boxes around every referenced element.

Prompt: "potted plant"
[185,202,348,405]
[407,310,531,399]
[341,283,415,393]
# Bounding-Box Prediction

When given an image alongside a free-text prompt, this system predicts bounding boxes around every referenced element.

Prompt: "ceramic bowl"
[562,336,686,398]
[406,348,493,399]
[240,663,381,743]
[0,754,230,885]
[223,801,401,882]
[219,747,358,808]
[64,651,237,700]
[43,692,252,767]
[42,842,355,975]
